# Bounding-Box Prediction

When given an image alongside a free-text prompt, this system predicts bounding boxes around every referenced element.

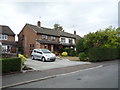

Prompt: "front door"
[48,44,51,51]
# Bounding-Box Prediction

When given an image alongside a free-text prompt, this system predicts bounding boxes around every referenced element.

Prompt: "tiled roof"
[36,40,59,45]
[27,24,60,36]
[2,41,17,46]
[0,25,15,36]
[27,24,81,39]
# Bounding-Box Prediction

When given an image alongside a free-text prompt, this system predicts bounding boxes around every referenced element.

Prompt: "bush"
[79,52,88,61]
[1,58,21,73]
[60,48,76,56]
[76,38,85,55]
[88,48,119,62]
[18,54,27,64]
[61,52,68,56]
[24,54,29,58]
[52,51,59,56]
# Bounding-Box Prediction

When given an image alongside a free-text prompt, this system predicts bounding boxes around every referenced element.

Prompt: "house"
[0,25,17,53]
[18,21,81,56]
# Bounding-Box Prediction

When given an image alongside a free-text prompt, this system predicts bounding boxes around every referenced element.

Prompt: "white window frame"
[42,35,47,39]
[61,38,66,43]
[69,38,73,44]
[0,34,8,40]
[2,45,8,52]
[51,36,55,41]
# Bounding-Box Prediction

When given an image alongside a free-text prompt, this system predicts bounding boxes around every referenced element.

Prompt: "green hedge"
[88,48,119,62]
[60,48,76,56]
[1,58,21,73]
[79,52,87,61]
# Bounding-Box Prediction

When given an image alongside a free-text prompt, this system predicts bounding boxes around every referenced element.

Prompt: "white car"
[31,49,56,62]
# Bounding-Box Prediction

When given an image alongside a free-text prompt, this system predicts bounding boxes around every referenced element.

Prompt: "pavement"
[2,59,118,89]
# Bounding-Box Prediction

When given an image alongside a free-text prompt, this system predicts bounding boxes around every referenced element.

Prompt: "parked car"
[31,49,56,62]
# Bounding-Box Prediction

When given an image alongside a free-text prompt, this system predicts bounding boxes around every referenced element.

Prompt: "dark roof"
[27,24,59,36]
[36,40,59,45]
[61,43,76,46]
[27,24,81,39]
[2,41,17,46]
[0,25,15,36]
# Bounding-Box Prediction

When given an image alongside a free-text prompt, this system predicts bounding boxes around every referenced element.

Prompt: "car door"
[33,50,37,59]
[37,51,43,59]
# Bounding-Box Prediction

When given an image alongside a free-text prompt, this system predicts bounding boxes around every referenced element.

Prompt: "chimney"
[37,21,41,27]
[74,30,76,35]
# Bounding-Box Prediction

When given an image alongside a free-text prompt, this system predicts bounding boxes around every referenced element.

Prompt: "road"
[11,61,118,88]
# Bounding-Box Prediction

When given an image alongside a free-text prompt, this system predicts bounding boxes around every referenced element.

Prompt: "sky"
[0,0,119,41]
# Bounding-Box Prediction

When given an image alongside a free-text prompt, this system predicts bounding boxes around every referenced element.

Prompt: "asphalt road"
[12,61,118,88]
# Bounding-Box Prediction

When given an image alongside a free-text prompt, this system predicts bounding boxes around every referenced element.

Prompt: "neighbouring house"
[18,21,81,56]
[0,25,17,53]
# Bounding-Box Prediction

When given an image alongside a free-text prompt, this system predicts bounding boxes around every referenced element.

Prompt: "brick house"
[0,25,17,53]
[18,21,80,56]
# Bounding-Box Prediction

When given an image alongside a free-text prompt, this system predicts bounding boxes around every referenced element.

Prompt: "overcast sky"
[0,0,119,41]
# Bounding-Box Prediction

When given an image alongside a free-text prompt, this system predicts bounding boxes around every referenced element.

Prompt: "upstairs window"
[42,35,47,39]
[69,39,73,44]
[0,34,8,40]
[61,38,66,43]
[51,36,55,41]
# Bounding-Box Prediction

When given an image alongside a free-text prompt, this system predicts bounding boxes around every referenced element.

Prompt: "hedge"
[1,58,21,73]
[88,48,119,62]
[60,48,76,56]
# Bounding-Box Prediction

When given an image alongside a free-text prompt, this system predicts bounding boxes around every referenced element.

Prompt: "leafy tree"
[76,38,85,54]
[83,26,119,49]
[54,24,63,31]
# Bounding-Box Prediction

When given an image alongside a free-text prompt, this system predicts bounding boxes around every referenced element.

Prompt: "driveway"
[25,58,91,71]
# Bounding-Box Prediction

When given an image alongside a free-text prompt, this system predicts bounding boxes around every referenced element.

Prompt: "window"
[0,34,8,40]
[37,51,43,54]
[42,35,47,39]
[2,45,7,52]
[30,44,34,50]
[61,38,66,43]
[34,50,37,53]
[69,39,73,44]
[51,36,55,41]
[41,49,51,53]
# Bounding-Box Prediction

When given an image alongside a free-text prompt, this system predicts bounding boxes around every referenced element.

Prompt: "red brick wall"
[8,35,15,41]
[18,25,37,56]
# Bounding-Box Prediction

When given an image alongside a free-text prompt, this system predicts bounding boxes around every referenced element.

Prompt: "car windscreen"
[41,49,51,53]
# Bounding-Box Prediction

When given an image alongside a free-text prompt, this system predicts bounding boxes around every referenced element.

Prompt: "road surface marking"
[2,65,103,89]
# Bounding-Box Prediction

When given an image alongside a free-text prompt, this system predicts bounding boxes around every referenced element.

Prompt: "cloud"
[0,0,119,41]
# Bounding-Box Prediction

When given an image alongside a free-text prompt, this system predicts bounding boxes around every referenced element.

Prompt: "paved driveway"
[25,58,91,71]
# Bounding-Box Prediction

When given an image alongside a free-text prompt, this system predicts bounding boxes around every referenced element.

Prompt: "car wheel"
[52,59,55,62]
[42,57,46,62]
[32,56,35,60]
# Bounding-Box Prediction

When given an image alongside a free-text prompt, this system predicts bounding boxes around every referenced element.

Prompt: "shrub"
[18,54,27,64]
[1,58,21,73]
[60,48,76,56]
[61,52,68,56]
[24,54,29,58]
[79,52,88,61]
[52,51,59,56]
[76,38,85,55]
[88,48,119,62]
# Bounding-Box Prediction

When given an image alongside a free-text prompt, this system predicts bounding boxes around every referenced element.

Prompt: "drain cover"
[77,78,81,80]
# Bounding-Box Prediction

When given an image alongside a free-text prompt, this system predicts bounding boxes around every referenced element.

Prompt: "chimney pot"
[37,21,41,27]
[74,30,76,35]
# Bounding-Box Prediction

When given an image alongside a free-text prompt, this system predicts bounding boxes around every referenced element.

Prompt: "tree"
[76,38,85,54]
[83,26,119,49]
[54,24,63,31]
